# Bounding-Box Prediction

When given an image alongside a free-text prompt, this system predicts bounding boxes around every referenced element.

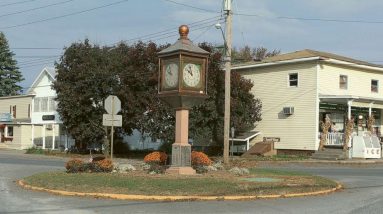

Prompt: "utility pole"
[223,0,232,164]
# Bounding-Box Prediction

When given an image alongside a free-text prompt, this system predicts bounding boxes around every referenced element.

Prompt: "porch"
[317,95,383,159]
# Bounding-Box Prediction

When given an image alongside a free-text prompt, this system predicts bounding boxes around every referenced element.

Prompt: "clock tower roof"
[158,25,209,56]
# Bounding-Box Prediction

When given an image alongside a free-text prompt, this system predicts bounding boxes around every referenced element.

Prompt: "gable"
[27,67,55,95]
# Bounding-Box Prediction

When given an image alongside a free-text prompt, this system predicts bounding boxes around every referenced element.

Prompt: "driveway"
[1,149,383,214]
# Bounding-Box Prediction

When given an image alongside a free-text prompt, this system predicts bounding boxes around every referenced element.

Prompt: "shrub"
[95,159,114,172]
[65,158,113,173]
[144,151,168,165]
[191,151,212,167]
[65,159,85,173]
[25,147,44,154]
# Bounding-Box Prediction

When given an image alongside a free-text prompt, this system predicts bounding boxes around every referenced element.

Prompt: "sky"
[1,0,383,90]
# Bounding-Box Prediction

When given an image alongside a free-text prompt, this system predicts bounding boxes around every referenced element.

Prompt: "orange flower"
[191,151,212,166]
[144,151,168,165]
[95,159,114,172]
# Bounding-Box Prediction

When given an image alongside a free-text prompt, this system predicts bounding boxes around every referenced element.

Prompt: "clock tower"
[158,25,209,175]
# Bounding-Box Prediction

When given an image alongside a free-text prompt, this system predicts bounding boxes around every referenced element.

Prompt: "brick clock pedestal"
[166,109,195,175]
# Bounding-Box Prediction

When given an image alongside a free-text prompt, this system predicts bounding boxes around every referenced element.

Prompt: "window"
[34,97,56,112]
[339,75,348,89]
[6,126,13,137]
[49,99,56,111]
[41,97,48,112]
[34,98,40,112]
[289,73,298,87]
[372,79,379,93]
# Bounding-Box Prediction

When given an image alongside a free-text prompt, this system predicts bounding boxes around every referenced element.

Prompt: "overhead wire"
[0,0,130,30]
[233,12,383,24]
[162,0,220,14]
[0,0,75,18]
[0,0,37,7]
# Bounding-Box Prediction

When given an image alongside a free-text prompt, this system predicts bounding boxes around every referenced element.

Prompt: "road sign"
[102,114,122,127]
[104,95,121,115]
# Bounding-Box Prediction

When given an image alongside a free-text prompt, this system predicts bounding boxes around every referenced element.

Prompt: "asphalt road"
[2,149,383,214]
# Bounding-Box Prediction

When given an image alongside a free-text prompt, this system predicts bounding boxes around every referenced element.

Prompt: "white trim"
[233,57,321,71]
[229,132,261,142]
[233,57,383,73]
[26,67,55,94]
[347,100,353,120]
[315,64,320,150]
[288,72,299,88]
[325,59,383,72]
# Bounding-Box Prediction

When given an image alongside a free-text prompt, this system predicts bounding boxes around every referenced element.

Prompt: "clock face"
[164,63,179,88]
[183,63,201,88]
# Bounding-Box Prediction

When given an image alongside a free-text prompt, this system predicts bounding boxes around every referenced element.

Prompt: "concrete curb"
[17,180,342,201]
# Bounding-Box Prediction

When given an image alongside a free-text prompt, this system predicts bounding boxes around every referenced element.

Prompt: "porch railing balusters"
[324,132,344,146]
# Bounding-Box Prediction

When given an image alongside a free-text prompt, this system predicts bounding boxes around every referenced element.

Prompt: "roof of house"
[233,49,383,69]
[26,67,56,94]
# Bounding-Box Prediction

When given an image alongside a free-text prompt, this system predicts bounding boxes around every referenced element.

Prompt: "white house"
[233,49,383,156]
[0,67,74,150]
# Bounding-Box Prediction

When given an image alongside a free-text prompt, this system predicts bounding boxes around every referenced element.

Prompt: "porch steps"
[311,147,347,160]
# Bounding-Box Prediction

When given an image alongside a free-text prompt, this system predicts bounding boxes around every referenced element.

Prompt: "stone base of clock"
[166,166,196,175]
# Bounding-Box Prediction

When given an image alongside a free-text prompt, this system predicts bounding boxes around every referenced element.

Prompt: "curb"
[17,180,342,201]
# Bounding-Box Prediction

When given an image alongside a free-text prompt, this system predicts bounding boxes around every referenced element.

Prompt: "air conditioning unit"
[46,124,53,130]
[283,107,294,115]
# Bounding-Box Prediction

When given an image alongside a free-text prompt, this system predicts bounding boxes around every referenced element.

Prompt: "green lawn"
[23,168,338,196]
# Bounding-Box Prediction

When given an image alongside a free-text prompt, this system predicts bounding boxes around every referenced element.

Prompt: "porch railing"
[325,132,344,146]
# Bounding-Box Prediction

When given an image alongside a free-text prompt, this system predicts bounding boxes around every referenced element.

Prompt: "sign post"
[103,95,121,161]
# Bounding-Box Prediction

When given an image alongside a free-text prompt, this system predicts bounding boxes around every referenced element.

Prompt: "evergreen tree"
[0,32,24,96]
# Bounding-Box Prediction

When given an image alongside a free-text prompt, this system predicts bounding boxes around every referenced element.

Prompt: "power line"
[0,0,130,30]
[15,55,61,58]
[0,0,37,7]
[11,47,62,50]
[0,0,75,18]
[115,15,222,45]
[162,0,220,14]
[234,12,383,24]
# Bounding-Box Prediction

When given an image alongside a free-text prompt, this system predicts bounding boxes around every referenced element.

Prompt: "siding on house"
[0,96,33,120]
[240,62,318,150]
[20,125,33,149]
[318,63,383,100]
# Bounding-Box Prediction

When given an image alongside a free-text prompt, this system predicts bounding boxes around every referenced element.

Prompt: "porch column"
[347,100,353,120]
[369,102,374,117]
[42,124,46,149]
[52,124,55,150]
[31,124,34,146]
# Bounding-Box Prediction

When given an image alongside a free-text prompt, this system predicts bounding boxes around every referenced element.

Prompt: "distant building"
[0,67,74,150]
[0,67,162,151]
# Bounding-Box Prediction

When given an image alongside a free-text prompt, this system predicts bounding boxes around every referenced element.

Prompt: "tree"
[54,39,112,148]
[54,40,174,149]
[54,40,263,154]
[0,32,24,96]
[188,43,262,151]
[232,45,280,63]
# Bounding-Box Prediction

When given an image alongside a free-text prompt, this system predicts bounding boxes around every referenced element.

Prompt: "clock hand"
[187,66,193,76]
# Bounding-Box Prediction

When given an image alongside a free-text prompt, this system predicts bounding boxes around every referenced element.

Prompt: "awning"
[229,131,261,151]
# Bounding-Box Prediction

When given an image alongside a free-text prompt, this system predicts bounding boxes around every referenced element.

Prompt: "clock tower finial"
[179,25,189,39]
